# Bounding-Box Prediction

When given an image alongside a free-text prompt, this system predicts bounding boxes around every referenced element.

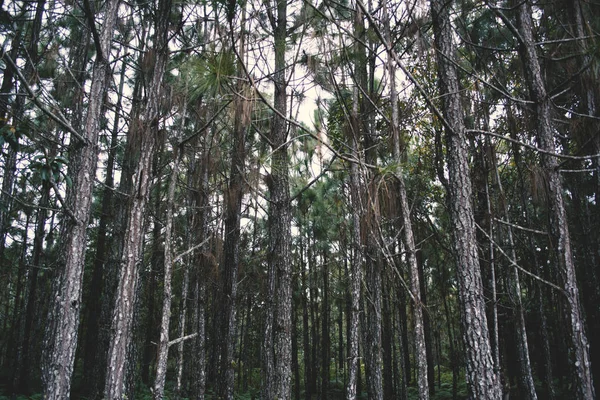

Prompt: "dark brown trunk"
[18,181,50,393]
[301,239,313,400]
[381,275,394,399]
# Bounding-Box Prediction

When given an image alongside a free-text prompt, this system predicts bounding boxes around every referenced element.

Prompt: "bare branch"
[494,217,547,236]
[476,223,565,294]
[1,51,87,144]
[469,129,600,161]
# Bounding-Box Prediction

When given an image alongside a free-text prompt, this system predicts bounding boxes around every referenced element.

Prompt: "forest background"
[0,0,599,399]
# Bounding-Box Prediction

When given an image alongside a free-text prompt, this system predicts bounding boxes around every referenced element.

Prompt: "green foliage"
[29,154,71,186]
[175,51,236,101]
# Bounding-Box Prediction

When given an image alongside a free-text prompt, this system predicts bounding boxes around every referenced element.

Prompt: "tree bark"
[104,0,171,395]
[153,146,182,400]
[263,0,292,396]
[345,75,364,400]
[514,2,595,398]
[486,137,538,400]
[430,0,502,398]
[81,54,126,398]
[218,27,250,398]
[42,0,119,396]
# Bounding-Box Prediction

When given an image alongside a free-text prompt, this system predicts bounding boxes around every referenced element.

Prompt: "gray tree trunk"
[385,12,430,396]
[153,146,182,399]
[488,140,537,400]
[42,0,119,397]
[345,56,365,400]
[514,2,595,398]
[219,19,250,397]
[430,0,502,398]
[104,0,171,395]
[263,0,292,397]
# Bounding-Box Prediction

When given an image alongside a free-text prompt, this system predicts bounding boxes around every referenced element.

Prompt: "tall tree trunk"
[292,272,300,400]
[513,2,595,398]
[192,131,211,400]
[104,0,171,395]
[263,0,292,396]
[0,27,22,283]
[345,78,364,400]
[301,239,313,400]
[381,274,394,400]
[153,146,182,399]
[219,26,250,397]
[383,1,430,397]
[352,3,383,399]
[321,251,330,398]
[42,0,119,396]
[17,181,50,393]
[487,138,538,400]
[392,80,430,400]
[430,0,502,398]
[175,178,193,398]
[509,102,556,399]
[81,55,127,398]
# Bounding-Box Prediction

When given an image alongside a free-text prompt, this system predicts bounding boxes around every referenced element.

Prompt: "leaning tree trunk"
[430,0,502,398]
[513,2,595,398]
[42,0,119,397]
[104,0,171,395]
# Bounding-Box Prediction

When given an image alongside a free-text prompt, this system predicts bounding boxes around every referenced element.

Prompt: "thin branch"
[1,51,87,144]
[173,237,211,265]
[178,99,233,147]
[469,129,600,161]
[493,217,547,236]
[156,333,198,348]
[49,178,78,223]
[476,223,565,294]
[290,155,337,202]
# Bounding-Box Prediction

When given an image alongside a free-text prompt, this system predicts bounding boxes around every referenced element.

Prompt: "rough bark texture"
[81,56,126,398]
[262,0,292,397]
[104,0,170,395]
[42,0,119,397]
[346,78,364,400]
[153,145,181,400]
[514,2,595,398]
[430,0,502,398]
[387,24,430,395]
[489,140,538,400]
[219,37,249,398]
[192,143,211,400]
[398,176,430,400]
